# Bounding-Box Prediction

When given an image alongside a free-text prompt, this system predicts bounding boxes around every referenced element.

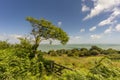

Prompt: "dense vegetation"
[0,40,120,80]
[48,45,120,58]
[0,17,120,80]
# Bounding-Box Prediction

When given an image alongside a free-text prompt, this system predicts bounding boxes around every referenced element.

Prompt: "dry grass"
[43,55,105,70]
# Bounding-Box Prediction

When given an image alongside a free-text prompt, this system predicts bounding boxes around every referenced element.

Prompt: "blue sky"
[0,0,120,44]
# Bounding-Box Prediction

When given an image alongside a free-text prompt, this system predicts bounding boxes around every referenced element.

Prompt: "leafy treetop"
[26,17,69,45]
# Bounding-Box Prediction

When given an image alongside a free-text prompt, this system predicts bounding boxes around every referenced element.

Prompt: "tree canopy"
[26,17,69,45]
[26,17,69,57]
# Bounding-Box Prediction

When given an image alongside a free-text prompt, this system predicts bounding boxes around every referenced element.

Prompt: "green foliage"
[61,70,87,80]
[56,49,66,56]
[67,50,75,57]
[90,46,103,52]
[12,37,33,59]
[26,16,69,59]
[107,53,120,60]
[48,50,58,56]
[0,37,46,80]
[26,17,69,45]
[102,48,118,55]
[0,49,46,80]
[79,48,89,56]
[47,46,120,57]
[0,40,11,49]
[89,57,120,79]
[0,47,120,80]
[58,57,120,80]
[17,37,33,50]
[90,50,100,56]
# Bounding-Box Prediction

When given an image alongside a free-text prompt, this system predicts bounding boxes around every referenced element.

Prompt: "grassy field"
[44,54,120,70]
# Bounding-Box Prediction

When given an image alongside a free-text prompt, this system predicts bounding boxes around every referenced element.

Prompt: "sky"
[0,0,120,44]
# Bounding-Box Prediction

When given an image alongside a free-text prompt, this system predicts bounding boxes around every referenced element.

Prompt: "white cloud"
[68,35,99,44]
[68,36,81,44]
[82,0,85,2]
[0,34,24,43]
[115,24,120,32]
[75,36,81,39]
[89,26,96,32]
[68,33,120,44]
[98,8,120,26]
[82,4,90,12]
[98,18,113,26]
[112,8,120,17]
[10,34,23,39]
[104,27,113,34]
[90,34,101,39]
[80,28,85,32]
[58,21,62,27]
[83,0,120,20]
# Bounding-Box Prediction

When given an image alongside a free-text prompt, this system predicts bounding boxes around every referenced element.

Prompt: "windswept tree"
[26,17,69,58]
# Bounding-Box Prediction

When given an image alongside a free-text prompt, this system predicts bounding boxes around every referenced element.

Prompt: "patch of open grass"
[44,54,105,70]
[44,54,120,70]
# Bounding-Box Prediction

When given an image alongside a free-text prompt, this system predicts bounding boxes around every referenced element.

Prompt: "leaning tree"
[26,17,69,58]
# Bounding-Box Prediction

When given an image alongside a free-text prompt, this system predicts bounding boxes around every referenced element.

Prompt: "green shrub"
[90,46,103,53]
[0,40,11,49]
[56,49,66,56]
[107,53,120,60]
[48,50,58,56]
[61,70,87,80]
[89,57,120,79]
[79,48,89,56]
[102,48,118,55]
[90,50,100,56]
[67,53,75,57]
[0,48,45,80]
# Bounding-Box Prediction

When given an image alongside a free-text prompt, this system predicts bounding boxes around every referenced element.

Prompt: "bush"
[0,40,11,49]
[90,50,100,56]
[79,48,89,56]
[67,53,75,57]
[107,53,120,60]
[66,50,72,56]
[0,49,45,80]
[48,50,58,56]
[56,49,66,56]
[89,57,120,79]
[90,46,102,53]
[102,48,118,55]
[66,49,79,57]
[61,70,87,80]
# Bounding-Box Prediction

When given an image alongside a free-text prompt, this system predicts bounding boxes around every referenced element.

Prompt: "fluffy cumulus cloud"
[83,0,120,20]
[89,26,96,32]
[90,34,101,40]
[0,34,23,43]
[80,28,85,32]
[115,24,120,32]
[68,36,81,44]
[75,36,81,39]
[104,27,113,34]
[82,4,90,12]
[57,21,62,27]
[10,34,23,39]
